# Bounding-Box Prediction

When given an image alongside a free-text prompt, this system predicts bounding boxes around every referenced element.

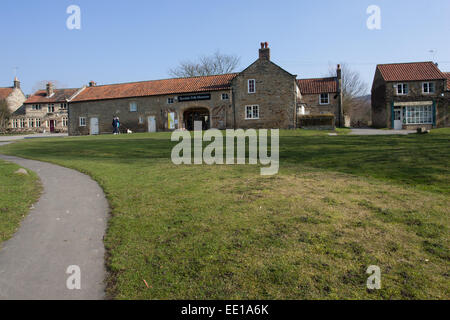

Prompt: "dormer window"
[422,82,435,94]
[396,83,409,95]
[248,79,256,93]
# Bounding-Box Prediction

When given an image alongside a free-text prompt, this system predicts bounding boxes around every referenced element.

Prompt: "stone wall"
[385,80,447,129]
[301,93,340,126]
[371,69,388,128]
[232,59,297,129]
[10,103,68,133]
[6,88,26,113]
[68,90,232,136]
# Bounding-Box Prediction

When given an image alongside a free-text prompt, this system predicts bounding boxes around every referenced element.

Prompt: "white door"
[148,116,156,132]
[90,117,99,135]
[393,109,402,130]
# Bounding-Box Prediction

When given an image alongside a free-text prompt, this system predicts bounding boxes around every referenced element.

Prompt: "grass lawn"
[0,160,41,248]
[0,129,448,299]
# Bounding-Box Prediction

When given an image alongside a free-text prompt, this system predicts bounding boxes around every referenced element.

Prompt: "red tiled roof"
[444,72,450,91]
[377,62,445,82]
[24,88,79,104]
[0,87,14,101]
[72,73,238,102]
[297,77,338,94]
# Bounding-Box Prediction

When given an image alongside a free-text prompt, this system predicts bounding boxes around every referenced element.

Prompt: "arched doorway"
[183,108,210,131]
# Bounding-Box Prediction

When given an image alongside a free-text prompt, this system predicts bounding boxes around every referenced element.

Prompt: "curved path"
[0,146,108,300]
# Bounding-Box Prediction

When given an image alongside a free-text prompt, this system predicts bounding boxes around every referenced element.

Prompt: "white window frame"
[422,82,435,94]
[130,102,137,112]
[48,104,55,113]
[167,98,174,104]
[248,79,256,94]
[62,117,68,127]
[221,93,229,100]
[396,83,409,95]
[60,103,68,110]
[79,117,86,127]
[404,105,433,125]
[245,105,259,120]
[319,93,330,105]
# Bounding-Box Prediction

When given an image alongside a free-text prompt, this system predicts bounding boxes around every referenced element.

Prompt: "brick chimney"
[13,77,20,89]
[46,82,54,97]
[259,42,270,60]
[89,81,97,87]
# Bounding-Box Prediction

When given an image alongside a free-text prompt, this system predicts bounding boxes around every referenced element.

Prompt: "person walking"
[116,117,121,135]
[112,117,118,135]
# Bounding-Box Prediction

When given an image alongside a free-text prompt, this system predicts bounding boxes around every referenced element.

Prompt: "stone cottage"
[0,78,26,113]
[10,82,82,133]
[68,43,343,135]
[371,62,449,130]
[297,69,343,127]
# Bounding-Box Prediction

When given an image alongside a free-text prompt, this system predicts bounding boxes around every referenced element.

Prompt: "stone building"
[10,82,82,133]
[371,62,449,130]
[68,43,343,135]
[297,70,343,127]
[0,78,26,113]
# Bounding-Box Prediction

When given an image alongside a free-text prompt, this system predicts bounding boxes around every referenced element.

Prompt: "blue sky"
[1,0,449,94]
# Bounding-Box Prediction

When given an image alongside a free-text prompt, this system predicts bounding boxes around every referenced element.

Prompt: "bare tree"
[0,100,11,133]
[328,63,368,114]
[169,51,240,77]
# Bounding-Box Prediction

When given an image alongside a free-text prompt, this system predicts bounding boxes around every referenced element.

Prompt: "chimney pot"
[89,81,97,87]
[258,42,271,60]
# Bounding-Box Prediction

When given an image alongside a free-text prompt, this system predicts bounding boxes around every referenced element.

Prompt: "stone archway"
[183,107,210,131]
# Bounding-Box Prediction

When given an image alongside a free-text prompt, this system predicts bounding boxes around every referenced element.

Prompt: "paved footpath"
[0,143,108,300]
[350,128,416,135]
[0,133,68,142]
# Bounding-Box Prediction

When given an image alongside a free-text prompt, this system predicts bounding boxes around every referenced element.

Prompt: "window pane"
[253,106,259,118]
